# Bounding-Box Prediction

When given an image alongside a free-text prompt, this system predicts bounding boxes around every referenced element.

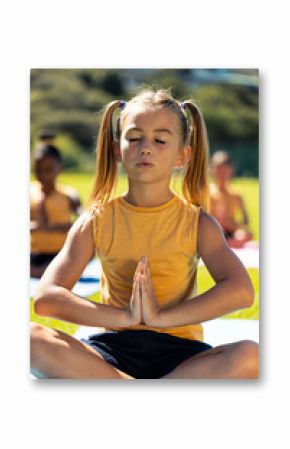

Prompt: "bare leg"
[162,340,259,379]
[30,323,133,379]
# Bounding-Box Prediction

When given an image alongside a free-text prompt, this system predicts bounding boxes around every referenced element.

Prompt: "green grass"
[30,172,259,334]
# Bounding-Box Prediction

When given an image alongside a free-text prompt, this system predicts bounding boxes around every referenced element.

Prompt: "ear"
[175,145,192,168]
[112,140,122,162]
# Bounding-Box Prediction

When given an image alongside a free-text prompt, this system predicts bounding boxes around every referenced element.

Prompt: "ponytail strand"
[181,101,210,211]
[89,100,121,208]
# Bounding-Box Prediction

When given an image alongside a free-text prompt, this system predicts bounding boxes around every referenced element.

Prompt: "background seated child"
[30,144,82,278]
[209,150,253,248]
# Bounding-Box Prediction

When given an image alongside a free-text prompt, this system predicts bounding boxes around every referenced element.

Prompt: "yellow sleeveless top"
[92,194,203,341]
[30,181,73,253]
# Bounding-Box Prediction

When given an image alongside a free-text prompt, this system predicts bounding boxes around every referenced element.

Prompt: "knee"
[30,323,52,362]
[231,340,259,379]
[30,323,48,343]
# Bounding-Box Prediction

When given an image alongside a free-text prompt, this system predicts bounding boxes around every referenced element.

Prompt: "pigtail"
[181,101,210,211]
[89,100,121,208]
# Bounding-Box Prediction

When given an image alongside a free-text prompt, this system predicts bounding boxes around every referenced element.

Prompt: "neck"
[123,181,173,207]
[41,182,56,194]
[216,180,229,191]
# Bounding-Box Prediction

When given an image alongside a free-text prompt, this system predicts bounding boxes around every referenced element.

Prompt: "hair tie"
[119,100,126,109]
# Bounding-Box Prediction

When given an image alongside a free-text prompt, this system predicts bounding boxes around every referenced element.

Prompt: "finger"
[134,270,142,287]
[133,261,142,281]
[139,275,143,298]
[143,258,150,282]
[132,275,138,297]
[140,275,145,299]
[141,274,148,298]
[132,274,141,304]
[143,260,153,292]
[135,274,141,300]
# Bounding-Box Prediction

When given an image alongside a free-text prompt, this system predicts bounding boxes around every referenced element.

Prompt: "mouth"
[136,162,154,167]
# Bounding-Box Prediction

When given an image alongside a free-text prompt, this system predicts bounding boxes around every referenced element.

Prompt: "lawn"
[30,172,259,335]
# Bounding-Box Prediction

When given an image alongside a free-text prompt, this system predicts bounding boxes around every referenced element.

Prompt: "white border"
[1,1,289,447]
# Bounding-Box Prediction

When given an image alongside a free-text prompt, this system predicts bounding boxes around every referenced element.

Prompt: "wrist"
[122,307,139,327]
[144,307,164,327]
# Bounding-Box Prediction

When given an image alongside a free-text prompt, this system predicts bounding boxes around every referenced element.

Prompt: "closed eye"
[128,138,166,144]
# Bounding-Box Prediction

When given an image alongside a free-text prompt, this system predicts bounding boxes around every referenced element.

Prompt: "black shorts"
[81,329,212,379]
[30,252,58,266]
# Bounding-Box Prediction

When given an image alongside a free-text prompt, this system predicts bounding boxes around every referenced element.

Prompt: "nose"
[138,138,152,155]
[141,147,151,155]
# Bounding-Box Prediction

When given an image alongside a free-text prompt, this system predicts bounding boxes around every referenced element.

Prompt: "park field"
[30,172,259,335]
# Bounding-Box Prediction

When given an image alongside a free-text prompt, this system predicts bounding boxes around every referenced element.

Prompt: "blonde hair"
[89,88,209,210]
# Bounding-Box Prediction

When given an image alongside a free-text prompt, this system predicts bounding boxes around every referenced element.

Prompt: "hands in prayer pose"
[128,256,161,327]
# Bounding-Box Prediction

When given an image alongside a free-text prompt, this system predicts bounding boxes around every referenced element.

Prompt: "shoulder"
[60,211,95,258]
[228,185,242,199]
[175,195,200,216]
[57,184,80,200]
[197,210,226,255]
[67,211,94,240]
[89,197,120,220]
[198,209,223,232]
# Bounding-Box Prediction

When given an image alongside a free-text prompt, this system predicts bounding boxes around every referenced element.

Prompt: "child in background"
[30,144,82,278]
[37,129,57,145]
[209,151,253,248]
[31,89,258,379]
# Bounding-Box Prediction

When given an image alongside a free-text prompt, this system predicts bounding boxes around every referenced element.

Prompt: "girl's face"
[35,156,61,186]
[211,163,233,182]
[117,106,189,184]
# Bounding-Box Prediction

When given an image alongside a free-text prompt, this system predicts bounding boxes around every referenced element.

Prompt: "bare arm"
[150,211,254,327]
[69,192,83,217]
[237,195,250,227]
[33,213,135,328]
[31,222,73,233]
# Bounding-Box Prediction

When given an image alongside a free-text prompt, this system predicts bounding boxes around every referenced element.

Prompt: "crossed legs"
[30,323,259,379]
[162,340,259,379]
[30,323,133,379]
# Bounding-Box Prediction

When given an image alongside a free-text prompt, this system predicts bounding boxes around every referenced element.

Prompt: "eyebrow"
[127,127,173,135]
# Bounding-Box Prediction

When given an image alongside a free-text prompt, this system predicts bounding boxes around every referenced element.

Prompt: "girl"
[30,144,82,278]
[209,150,253,248]
[30,89,258,379]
